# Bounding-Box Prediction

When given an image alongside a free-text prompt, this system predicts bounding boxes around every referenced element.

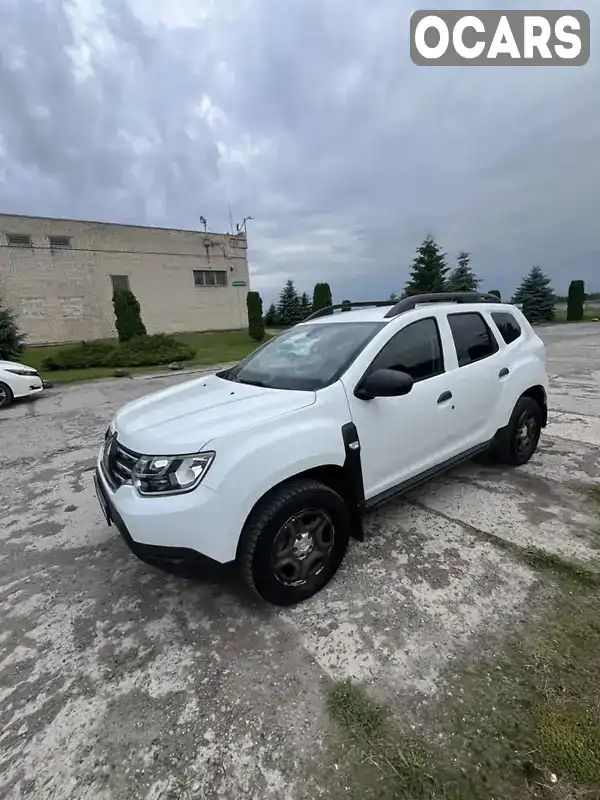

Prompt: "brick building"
[0,213,250,345]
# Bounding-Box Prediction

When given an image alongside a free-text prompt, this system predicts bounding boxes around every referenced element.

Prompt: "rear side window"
[491,312,522,345]
[448,312,499,367]
[369,318,444,382]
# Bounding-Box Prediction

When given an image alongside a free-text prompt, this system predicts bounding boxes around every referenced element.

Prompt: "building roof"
[0,212,243,239]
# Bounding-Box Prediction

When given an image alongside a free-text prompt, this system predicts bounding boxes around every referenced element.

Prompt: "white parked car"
[0,360,44,408]
[94,292,548,606]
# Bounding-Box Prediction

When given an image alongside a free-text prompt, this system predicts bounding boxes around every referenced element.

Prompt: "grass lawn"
[552,303,600,323]
[21,329,271,385]
[325,489,600,799]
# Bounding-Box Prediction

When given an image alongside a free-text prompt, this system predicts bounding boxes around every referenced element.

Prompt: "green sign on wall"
[232,280,246,287]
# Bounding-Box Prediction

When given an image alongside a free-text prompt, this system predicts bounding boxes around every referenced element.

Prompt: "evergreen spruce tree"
[403,235,449,297]
[0,296,26,360]
[446,252,480,293]
[246,291,265,341]
[512,266,555,324]
[567,280,585,322]
[277,279,302,326]
[299,292,312,320]
[312,282,333,312]
[113,289,147,342]
[264,303,278,326]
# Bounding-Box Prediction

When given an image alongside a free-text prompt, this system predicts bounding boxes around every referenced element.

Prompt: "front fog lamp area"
[131,452,215,495]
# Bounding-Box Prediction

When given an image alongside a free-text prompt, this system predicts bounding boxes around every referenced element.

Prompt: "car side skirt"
[364,441,492,513]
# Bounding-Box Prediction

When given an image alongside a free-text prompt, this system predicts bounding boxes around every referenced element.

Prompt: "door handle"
[437,391,452,404]
[499,367,510,378]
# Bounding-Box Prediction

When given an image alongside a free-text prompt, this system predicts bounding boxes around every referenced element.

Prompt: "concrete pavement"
[1,323,599,800]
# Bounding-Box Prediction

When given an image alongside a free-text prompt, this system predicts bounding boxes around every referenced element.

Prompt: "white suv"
[94,293,548,606]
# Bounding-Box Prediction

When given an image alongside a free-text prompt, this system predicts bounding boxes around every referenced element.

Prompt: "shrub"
[567,280,585,322]
[113,289,147,342]
[0,295,26,360]
[42,340,115,370]
[488,289,502,300]
[42,334,195,371]
[247,291,265,341]
[312,282,333,312]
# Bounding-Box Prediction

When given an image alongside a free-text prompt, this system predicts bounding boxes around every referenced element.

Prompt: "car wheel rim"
[515,410,537,454]
[0,386,7,405]
[271,508,335,587]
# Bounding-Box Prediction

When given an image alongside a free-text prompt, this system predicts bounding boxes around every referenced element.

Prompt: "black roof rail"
[303,300,396,322]
[383,292,501,319]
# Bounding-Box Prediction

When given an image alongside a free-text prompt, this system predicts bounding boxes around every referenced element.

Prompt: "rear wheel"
[237,478,351,606]
[492,396,543,466]
[0,382,13,409]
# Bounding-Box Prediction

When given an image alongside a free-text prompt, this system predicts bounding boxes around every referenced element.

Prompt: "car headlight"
[131,452,215,496]
[5,368,38,377]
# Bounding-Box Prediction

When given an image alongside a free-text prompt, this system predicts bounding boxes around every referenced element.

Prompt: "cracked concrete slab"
[1,322,599,799]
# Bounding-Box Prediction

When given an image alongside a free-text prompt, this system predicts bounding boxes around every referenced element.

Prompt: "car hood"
[0,360,37,372]
[114,373,316,455]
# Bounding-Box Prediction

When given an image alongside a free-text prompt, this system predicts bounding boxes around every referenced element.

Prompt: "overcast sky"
[1,0,598,303]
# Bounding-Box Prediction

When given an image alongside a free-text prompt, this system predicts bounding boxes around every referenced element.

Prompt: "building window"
[193,269,228,287]
[6,233,32,247]
[49,235,71,249]
[110,274,130,292]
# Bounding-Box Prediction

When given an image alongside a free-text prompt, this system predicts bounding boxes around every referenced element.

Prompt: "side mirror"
[354,368,414,400]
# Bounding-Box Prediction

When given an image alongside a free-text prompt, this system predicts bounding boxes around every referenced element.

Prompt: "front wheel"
[0,382,13,409]
[237,478,351,606]
[492,396,543,466]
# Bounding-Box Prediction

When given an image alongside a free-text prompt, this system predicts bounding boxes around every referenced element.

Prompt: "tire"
[0,382,13,409]
[492,396,543,466]
[237,478,351,606]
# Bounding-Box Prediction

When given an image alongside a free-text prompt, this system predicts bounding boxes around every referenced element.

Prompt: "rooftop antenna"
[241,216,254,236]
[227,200,234,235]
[199,215,207,235]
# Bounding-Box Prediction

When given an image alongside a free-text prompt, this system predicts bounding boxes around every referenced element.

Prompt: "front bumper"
[11,375,44,399]
[94,459,240,565]
[94,469,215,571]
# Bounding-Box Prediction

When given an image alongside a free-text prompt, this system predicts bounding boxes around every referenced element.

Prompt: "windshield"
[219,321,385,391]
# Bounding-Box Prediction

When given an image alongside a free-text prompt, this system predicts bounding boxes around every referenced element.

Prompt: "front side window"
[491,312,522,345]
[368,318,444,381]
[220,321,385,391]
[448,312,499,367]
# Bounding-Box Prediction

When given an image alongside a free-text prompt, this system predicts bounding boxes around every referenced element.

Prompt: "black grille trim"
[102,435,140,491]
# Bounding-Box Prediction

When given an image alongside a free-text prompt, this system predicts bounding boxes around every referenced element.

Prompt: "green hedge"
[42,334,196,371]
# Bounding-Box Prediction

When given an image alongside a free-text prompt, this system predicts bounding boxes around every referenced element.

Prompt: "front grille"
[102,435,140,491]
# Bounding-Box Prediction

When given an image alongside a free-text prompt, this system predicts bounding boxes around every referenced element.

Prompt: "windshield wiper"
[236,378,269,388]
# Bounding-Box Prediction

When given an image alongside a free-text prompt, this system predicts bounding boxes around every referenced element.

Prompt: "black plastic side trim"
[341,422,365,541]
[364,442,491,512]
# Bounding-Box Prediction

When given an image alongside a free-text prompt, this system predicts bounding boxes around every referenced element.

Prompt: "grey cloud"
[0,0,598,304]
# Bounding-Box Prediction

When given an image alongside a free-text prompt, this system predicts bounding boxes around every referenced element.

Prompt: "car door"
[441,310,503,451]
[342,316,460,501]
